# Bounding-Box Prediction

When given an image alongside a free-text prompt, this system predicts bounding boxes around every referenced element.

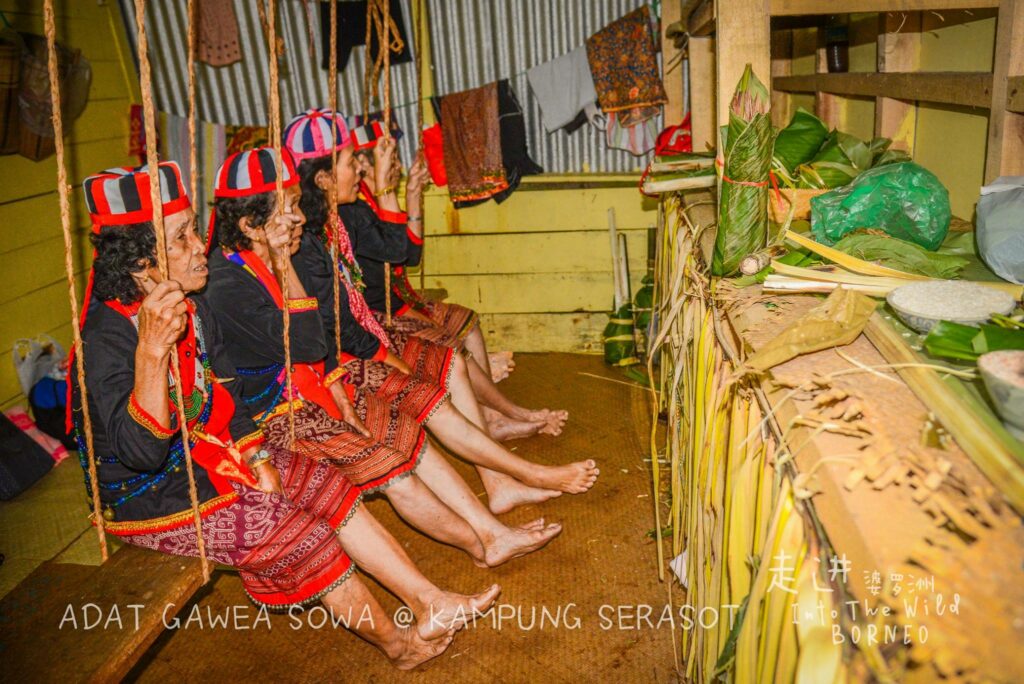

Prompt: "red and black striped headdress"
[213,146,298,198]
[83,162,191,232]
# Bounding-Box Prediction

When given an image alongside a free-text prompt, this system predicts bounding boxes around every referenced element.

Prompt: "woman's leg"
[383,473,486,559]
[336,506,501,639]
[446,353,546,441]
[461,340,569,436]
[415,442,563,565]
[320,573,456,670]
[425,401,600,506]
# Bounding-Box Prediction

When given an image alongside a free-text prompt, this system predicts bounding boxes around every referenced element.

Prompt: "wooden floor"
[127,353,674,682]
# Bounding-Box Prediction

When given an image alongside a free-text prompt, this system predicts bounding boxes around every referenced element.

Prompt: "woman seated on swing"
[343,119,569,440]
[203,146,562,562]
[207,140,597,518]
[72,161,498,669]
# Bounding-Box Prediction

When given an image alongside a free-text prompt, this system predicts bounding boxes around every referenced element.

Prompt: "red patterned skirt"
[262,394,426,494]
[343,334,454,424]
[375,300,479,350]
[119,447,361,610]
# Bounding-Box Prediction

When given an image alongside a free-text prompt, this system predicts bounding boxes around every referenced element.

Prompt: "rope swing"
[263,0,296,447]
[44,0,107,562]
[328,0,344,367]
[133,0,211,582]
[362,0,403,326]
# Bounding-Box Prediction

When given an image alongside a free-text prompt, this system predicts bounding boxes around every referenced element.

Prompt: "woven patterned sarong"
[262,396,426,494]
[119,447,361,610]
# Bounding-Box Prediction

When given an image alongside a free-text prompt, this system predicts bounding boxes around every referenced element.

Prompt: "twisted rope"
[264,0,295,447]
[133,0,210,583]
[44,0,107,562]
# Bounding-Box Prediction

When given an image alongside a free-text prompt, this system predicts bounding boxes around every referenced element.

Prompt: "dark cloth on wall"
[434,80,542,207]
[319,0,412,72]
[197,0,242,66]
[437,81,509,203]
[585,5,666,126]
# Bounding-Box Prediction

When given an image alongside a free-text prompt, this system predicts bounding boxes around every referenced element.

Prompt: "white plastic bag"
[978,176,1024,284]
[12,335,66,397]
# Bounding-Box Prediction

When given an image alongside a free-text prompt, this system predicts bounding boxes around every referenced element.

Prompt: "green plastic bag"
[810,162,951,250]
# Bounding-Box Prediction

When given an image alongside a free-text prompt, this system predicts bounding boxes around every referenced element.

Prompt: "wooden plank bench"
[0,545,204,682]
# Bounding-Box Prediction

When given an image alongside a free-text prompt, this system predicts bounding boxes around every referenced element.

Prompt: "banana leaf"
[923,320,979,361]
[973,324,1024,354]
[772,107,828,174]
[797,131,867,188]
[832,232,969,278]
[713,65,775,276]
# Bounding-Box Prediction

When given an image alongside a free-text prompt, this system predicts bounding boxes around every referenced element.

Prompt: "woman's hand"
[405,155,430,208]
[374,136,398,190]
[254,461,284,495]
[136,280,188,358]
[329,381,372,437]
[265,209,303,267]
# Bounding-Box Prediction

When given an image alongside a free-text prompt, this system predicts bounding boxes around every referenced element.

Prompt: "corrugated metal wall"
[426,0,656,173]
[119,0,654,173]
[118,0,421,163]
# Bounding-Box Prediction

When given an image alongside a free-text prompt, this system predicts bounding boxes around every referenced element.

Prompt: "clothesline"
[364,65,533,117]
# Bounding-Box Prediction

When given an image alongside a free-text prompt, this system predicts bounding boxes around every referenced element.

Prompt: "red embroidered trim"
[127,392,175,438]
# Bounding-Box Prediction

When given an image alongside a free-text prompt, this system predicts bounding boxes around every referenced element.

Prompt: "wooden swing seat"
[0,544,204,682]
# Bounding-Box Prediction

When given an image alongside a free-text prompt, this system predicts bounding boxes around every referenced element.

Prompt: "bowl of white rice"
[886,280,1017,334]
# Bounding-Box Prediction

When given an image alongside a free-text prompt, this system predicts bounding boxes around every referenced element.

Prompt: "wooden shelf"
[770,0,999,15]
[772,71,992,108]
[1008,75,1024,112]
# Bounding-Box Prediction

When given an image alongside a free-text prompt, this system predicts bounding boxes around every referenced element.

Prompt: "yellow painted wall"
[0,0,140,409]
[419,178,657,353]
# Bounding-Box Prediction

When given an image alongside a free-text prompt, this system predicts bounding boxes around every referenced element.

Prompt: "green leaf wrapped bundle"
[712,65,775,276]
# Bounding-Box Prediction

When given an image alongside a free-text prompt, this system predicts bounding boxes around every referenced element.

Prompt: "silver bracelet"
[408,215,423,222]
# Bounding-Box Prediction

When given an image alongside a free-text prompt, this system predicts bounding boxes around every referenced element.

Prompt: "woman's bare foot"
[416,584,501,640]
[488,351,515,382]
[474,523,563,568]
[485,411,547,441]
[507,407,569,436]
[385,625,456,670]
[486,478,563,515]
[521,460,599,494]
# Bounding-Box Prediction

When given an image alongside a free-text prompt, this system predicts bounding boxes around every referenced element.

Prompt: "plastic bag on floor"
[810,162,951,250]
[977,177,1024,284]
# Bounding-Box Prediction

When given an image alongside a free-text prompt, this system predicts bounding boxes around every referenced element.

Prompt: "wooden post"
[985,0,1024,181]
[875,11,921,153]
[771,29,794,127]
[815,27,840,129]
[688,36,717,151]
[662,0,685,123]
[715,0,770,138]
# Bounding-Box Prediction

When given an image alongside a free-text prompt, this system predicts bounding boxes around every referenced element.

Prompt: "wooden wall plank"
[771,29,794,127]
[985,0,1024,181]
[662,0,685,124]
[425,230,648,277]
[687,36,717,151]
[422,185,656,235]
[425,272,643,316]
[715,0,771,133]
[773,71,992,108]
[875,12,922,153]
[478,313,610,354]
[771,0,999,15]
[814,28,840,128]
[1009,75,1024,111]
